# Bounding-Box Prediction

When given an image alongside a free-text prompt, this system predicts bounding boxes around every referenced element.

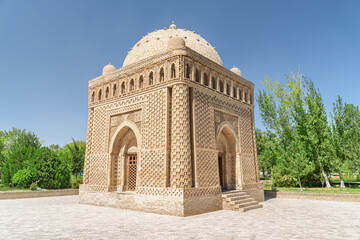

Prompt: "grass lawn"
[0,185,30,191]
[264,183,360,194]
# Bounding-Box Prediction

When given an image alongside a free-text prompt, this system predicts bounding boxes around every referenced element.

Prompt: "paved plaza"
[0,195,359,240]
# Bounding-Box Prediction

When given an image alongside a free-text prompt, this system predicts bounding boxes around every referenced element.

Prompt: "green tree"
[330,96,360,187]
[257,72,331,188]
[27,147,70,189]
[0,128,41,152]
[48,144,60,152]
[0,128,41,184]
[11,168,33,188]
[302,78,332,187]
[1,145,37,185]
[287,138,315,191]
[0,136,4,170]
[58,139,86,179]
[256,128,278,177]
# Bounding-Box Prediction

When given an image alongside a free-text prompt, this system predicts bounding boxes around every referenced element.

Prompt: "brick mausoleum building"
[79,22,264,216]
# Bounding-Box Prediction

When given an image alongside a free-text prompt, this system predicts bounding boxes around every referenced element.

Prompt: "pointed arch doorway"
[108,121,141,192]
[216,123,238,191]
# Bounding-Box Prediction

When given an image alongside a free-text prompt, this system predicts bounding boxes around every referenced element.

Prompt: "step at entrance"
[222,190,263,212]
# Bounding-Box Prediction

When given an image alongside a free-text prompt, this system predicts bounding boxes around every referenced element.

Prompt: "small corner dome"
[102,63,116,75]
[167,36,186,50]
[231,66,242,76]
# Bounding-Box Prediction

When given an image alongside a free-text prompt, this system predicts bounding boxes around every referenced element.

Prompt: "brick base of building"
[79,184,264,216]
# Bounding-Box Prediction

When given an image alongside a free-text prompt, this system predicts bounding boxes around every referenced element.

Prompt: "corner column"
[170,84,192,188]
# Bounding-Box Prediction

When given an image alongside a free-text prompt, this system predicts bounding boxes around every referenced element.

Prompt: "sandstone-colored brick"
[80,23,263,216]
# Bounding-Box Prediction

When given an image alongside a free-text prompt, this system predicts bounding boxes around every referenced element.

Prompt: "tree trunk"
[298,175,303,191]
[317,158,331,187]
[321,168,331,188]
[262,167,265,177]
[339,170,345,188]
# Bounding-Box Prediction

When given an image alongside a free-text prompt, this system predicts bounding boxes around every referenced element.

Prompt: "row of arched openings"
[184,63,253,104]
[91,65,177,103]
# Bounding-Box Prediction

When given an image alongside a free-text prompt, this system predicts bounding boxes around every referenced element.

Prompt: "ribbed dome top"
[122,23,223,67]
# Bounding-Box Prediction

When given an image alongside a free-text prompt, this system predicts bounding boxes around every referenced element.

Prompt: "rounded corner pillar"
[170,83,193,188]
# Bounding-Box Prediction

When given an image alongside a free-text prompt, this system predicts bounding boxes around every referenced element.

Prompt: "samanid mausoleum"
[79,22,264,216]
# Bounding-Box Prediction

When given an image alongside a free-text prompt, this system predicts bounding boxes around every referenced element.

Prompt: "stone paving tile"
[0,196,359,240]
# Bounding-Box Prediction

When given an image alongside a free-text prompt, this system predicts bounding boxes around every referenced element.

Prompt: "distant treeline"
[256,72,360,190]
[0,128,85,189]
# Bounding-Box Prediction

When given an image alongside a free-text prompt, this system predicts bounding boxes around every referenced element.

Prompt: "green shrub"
[271,165,298,187]
[71,175,83,189]
[30,180,39,191]
[329,175,360,182]
[11,169,32,188]
[1,146,36,186]
[260,177,271,180]
[27,147,71,189]
[71,179,82,189]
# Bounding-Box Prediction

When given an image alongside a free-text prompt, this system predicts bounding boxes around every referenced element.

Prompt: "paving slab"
[0,196,359,240]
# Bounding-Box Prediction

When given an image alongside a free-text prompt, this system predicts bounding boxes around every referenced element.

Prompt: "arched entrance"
[109,121,141,192]
[216,122,238,191]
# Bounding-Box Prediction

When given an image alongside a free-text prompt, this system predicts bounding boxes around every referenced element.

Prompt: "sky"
[0,0,359,147]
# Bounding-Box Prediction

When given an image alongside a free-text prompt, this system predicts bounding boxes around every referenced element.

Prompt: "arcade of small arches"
[90,61,253,106]
[184,62,253,104]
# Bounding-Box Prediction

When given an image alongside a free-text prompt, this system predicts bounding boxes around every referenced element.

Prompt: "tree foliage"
[26,147,70,189]
[58,139,86,178]
[257,72,360,188]
[0,128,85,189]
[330,96,360,187]
[257,72,333,189]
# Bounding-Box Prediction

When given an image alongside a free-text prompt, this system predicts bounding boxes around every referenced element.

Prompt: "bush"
[329,176,360,182]
[11,169,32,188]
[71,179,82,189]
[71,175,83,189]
[1,146,36,186]
[30,180,39,191]
[27,147,71,189]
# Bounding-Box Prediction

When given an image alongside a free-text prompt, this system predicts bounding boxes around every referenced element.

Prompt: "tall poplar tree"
[330,96,360,187]
[257,72,331,188]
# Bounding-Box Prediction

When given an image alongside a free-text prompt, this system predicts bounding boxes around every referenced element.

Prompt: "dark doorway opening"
[218,155,224,190]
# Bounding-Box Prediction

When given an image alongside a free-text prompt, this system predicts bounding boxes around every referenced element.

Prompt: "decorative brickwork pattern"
[136,186,220,198]
[238,108,257,183]
[142,90,167,149]
[195,150,218,187]
[91,106,108,154]
[171,84,192,188]
[194,90,216,149]
[140,150,166,187]
[89,153,108,186]
[239,109,253,154]
[83,108,94,184]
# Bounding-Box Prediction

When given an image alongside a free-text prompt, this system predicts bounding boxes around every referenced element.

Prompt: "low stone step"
[238,201,259,208]
[117,191,135,195]
[239,204,263,212]
[222,192,246,198]
[222,190,245,194]
[233,201,258,209]
[225,193,248,201]
[230,198,255,205]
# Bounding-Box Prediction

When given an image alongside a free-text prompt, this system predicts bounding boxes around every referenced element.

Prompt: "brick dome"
[102,63,116,75]
[122,23,223,67]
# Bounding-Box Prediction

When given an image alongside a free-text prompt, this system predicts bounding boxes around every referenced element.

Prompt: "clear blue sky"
[1,0,359,146]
